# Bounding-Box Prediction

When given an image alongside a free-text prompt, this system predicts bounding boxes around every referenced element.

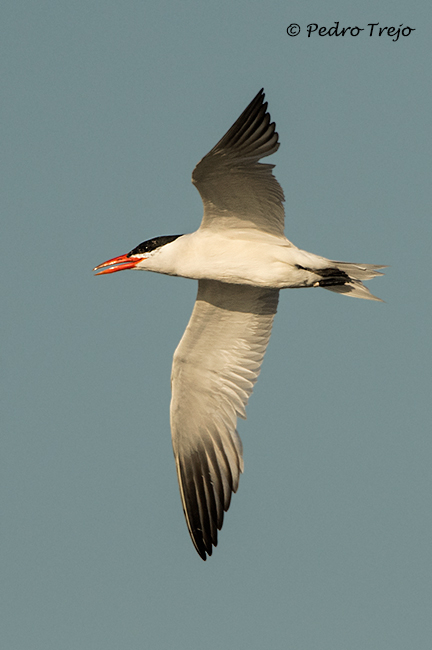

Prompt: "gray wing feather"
[170,280,279,559]
[192,89,286,237]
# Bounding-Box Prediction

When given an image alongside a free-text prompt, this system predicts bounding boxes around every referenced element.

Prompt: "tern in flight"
[94,89,383,560]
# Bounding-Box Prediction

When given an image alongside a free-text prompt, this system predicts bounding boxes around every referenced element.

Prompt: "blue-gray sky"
[2,1,431,648]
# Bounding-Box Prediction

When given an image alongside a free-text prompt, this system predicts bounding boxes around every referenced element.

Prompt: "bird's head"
[93,235,182,275]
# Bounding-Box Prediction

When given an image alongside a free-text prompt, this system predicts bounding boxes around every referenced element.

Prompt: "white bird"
[94,89,384,560]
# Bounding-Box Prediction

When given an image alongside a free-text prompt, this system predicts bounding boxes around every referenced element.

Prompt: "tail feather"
[323,280,383,301]
[324,261,386,301]
[329,261,386,281]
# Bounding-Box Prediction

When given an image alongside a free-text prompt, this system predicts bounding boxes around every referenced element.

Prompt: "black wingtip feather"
[209,88,279,162]
[177,423,244,560]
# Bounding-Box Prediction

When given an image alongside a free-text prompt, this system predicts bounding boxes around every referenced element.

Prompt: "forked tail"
[317,261,386,301]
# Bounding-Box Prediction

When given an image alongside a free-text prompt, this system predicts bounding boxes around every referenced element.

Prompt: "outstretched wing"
[192,89,286,238]
[170,280,279,559]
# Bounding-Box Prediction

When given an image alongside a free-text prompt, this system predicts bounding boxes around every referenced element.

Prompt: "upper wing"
[192,89,286,238]
[170,280,279,559]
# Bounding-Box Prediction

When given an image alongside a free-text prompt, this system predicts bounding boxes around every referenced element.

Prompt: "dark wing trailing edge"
[203,88,279,163]
[192,89,286,237]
